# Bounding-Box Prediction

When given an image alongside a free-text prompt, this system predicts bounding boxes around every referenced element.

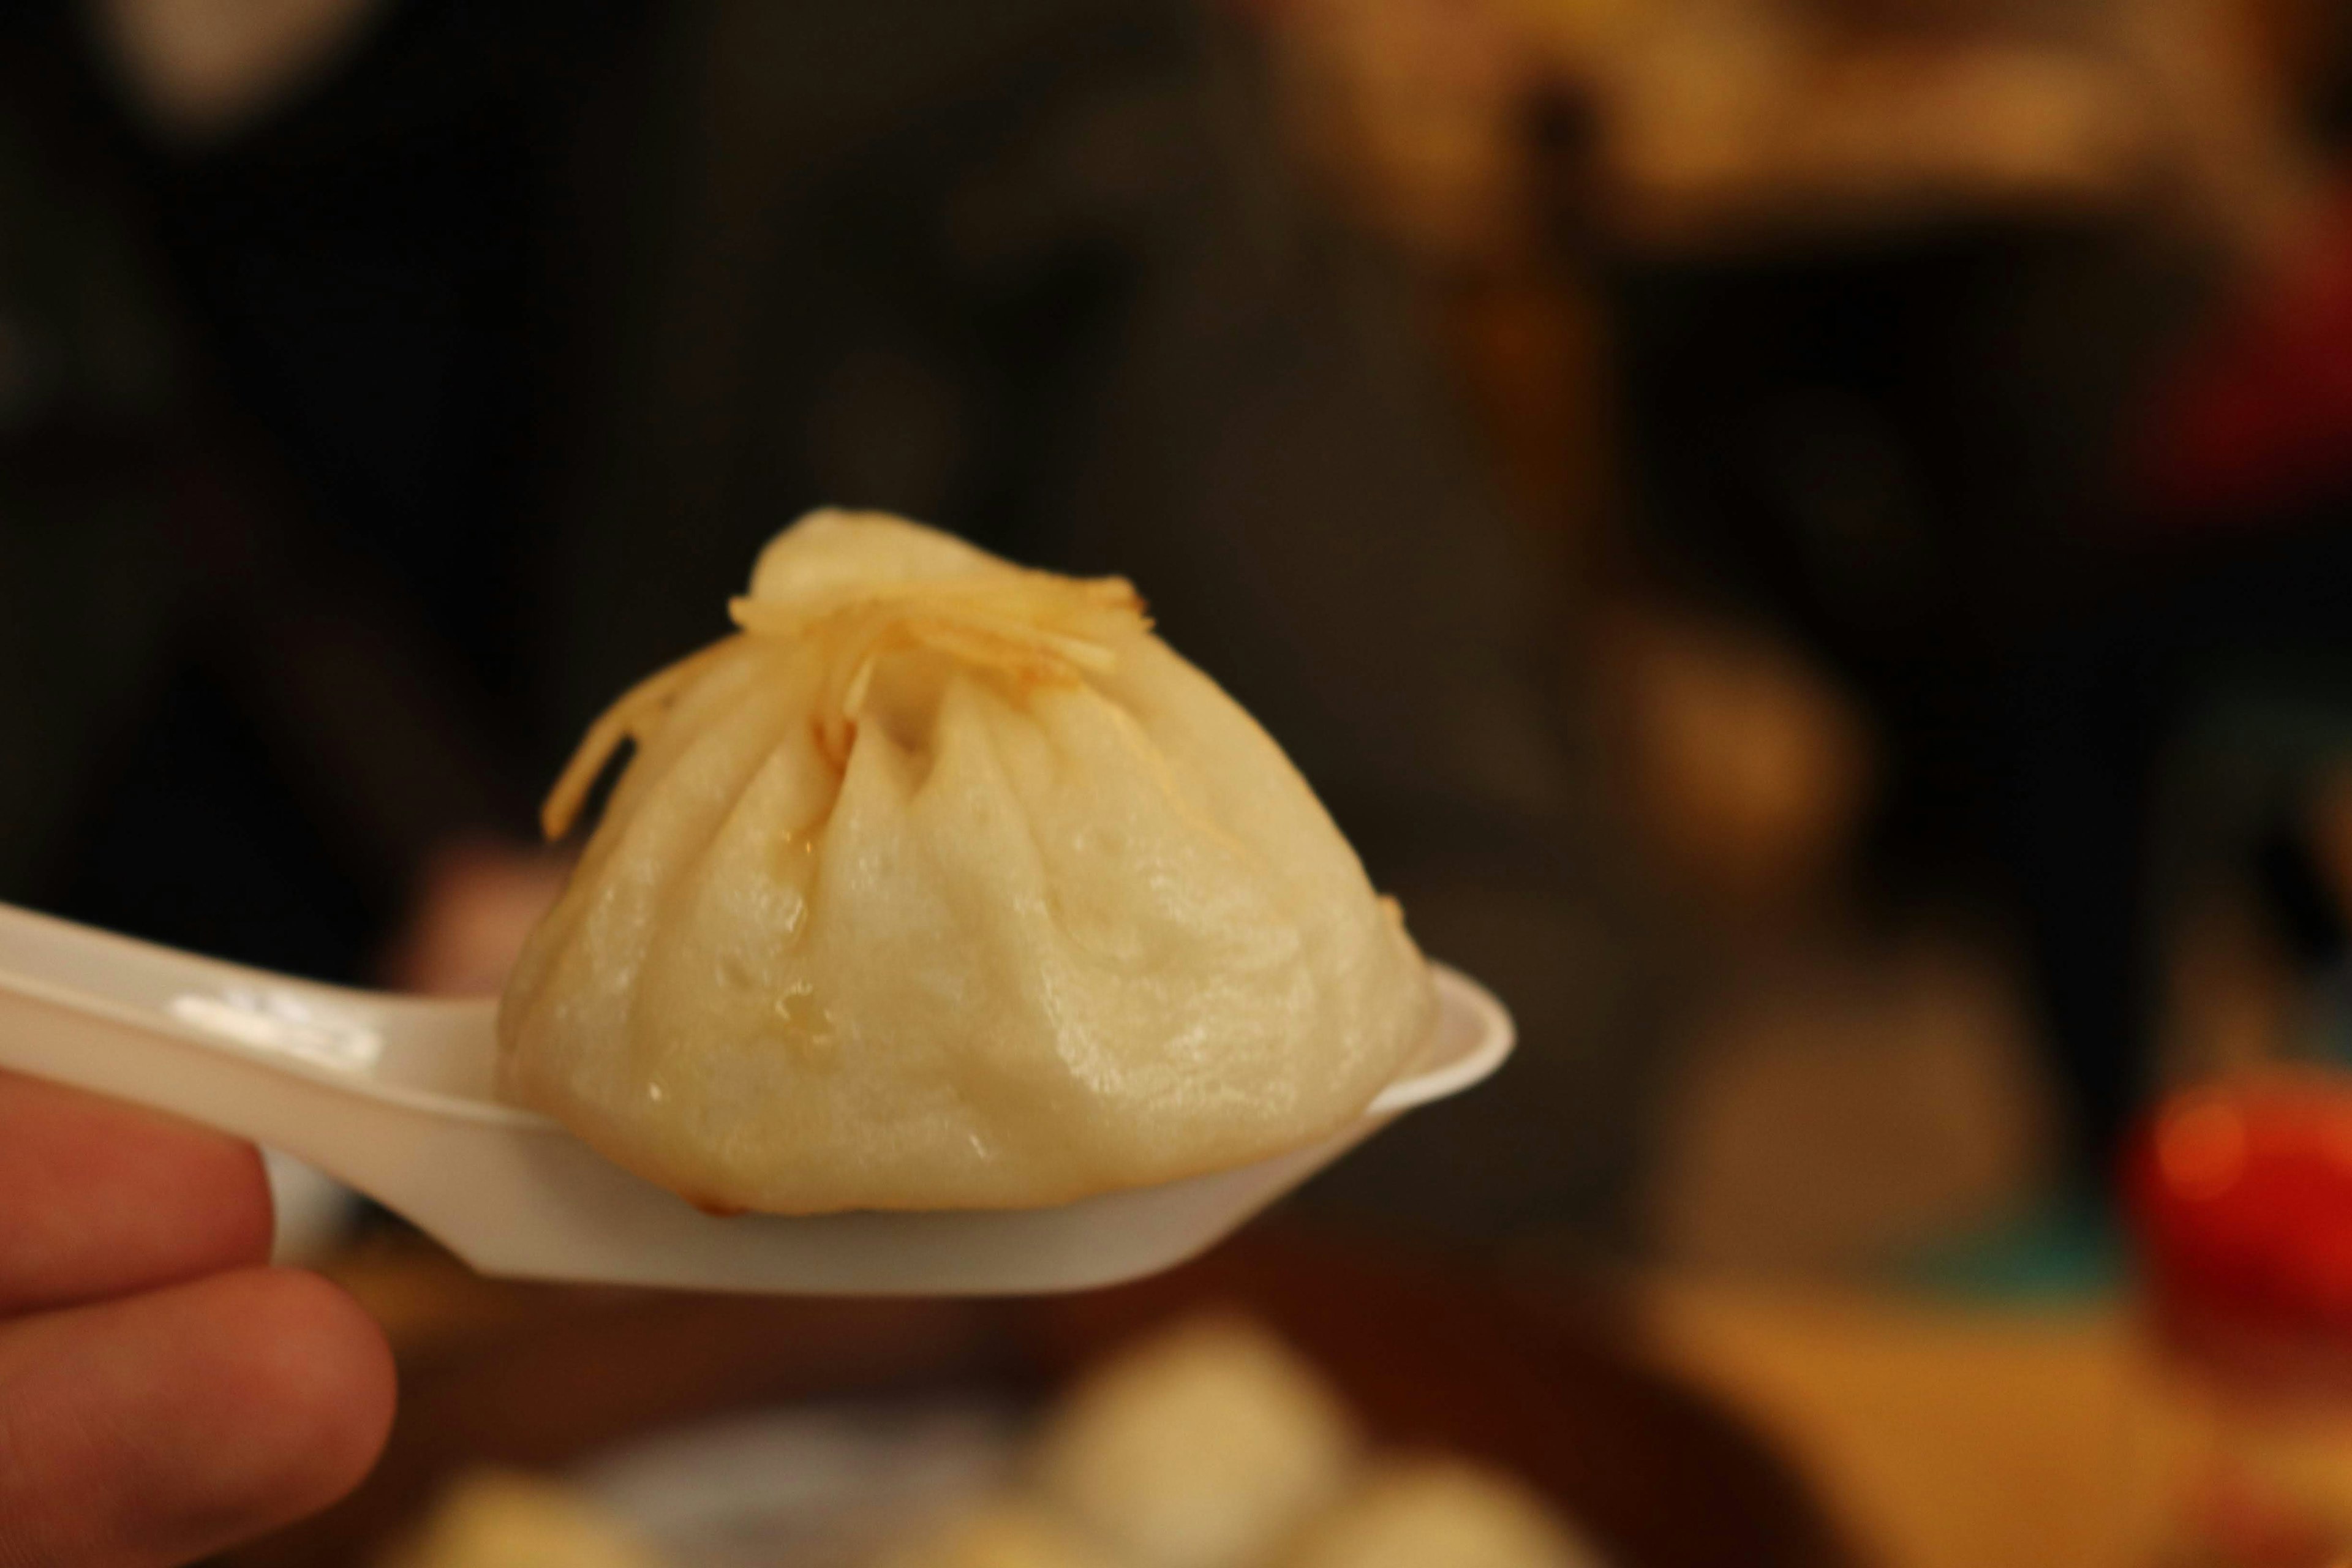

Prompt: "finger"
[0,1070,273,1315]
[0,1267,396,1568]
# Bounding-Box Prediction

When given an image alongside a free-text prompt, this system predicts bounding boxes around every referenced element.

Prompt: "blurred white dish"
[0,900,1511,1295]
[581,1401,1020,1568]
[260,1147,360,1263]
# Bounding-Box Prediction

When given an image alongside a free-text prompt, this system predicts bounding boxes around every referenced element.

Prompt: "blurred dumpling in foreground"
[1279,1458,1605,1568]
[1031,1314,1362,1568]
[379,1471,666,1568]
[500,510,1434,1214]
[875,1501,1117,1568]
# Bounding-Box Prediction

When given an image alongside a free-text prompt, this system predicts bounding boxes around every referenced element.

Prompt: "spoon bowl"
[0,902,1512,1295]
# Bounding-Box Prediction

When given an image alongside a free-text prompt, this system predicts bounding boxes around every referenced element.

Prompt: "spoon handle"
[0,900,383,1038]
[0,900,478,1166]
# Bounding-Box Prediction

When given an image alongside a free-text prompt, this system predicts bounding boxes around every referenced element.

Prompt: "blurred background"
[7,0,2352,1562]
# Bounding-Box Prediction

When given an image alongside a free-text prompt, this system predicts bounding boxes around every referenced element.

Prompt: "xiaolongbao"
[498,510,1433,1213]
[1278,1460,1605,1568]
[875,1503,1116,1568]
[1030,1315,1361,1568]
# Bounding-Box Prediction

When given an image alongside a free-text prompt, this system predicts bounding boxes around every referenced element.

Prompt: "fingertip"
[206,1268,399,1521]
[186,1140,277,1278]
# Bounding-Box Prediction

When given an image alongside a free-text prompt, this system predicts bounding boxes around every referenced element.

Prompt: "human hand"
[0,1069,395,1567]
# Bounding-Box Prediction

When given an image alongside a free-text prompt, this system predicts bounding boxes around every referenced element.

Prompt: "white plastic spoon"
[0,900,1512,1295]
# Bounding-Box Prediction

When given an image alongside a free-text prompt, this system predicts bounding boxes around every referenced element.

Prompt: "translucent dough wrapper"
[499,511,1435,1214]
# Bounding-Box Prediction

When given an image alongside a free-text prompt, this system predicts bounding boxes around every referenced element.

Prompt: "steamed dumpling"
[876,1502,1118,1568]
[499,510,1434,1214]
[1278,1460,1605,1568]
[380,1472,667,1568]
[1030,1315,1362,1568]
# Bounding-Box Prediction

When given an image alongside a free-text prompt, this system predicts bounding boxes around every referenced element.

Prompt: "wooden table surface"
[1642,1280,2168,1568]
[224,1229,1861,1568]
[233,1229,2209,1568]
